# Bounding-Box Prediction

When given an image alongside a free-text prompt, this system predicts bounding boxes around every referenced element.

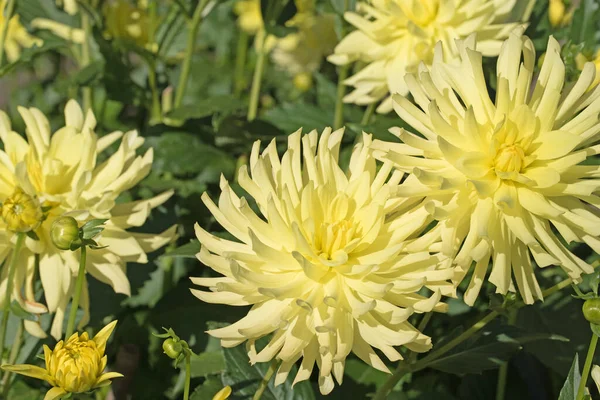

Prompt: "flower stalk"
[183,353,191,400]
[578,332,599,400]
[0,232,25,367]
[253,359,281,400]
[247,30,267,121]
[174,0,211,109]
[80,10,93,112]
[65,245,87,339]
[234,31,249,97]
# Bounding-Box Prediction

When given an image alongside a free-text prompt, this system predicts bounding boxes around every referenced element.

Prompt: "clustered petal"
[328,0,525,113]
[192,128,454,394]
[1,320,122,400]
[374,28,600,305]
[0,100,176,339]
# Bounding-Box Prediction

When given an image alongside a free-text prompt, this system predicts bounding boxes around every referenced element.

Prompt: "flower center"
[494,144,525,174]
[316,220,356,261]
[405,0,439,27]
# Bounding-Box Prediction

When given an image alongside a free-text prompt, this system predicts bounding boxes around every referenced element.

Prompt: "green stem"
[81,11,92,113]
[578,332,598,400]
[0,233,24,366]
[252,359,280,400]
[148,60,162,122]
[1,320,23,397]
[65,245,87,338]
[234,31,249,98]
[495,308,518,400]
[247,30,267,121]
[183,353,191,400]
[333,0,350,130]
[174,0,210,109]
[360,102,376,126]
[0,0,15,66]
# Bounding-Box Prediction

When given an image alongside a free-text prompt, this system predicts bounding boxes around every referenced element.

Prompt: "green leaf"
[189,377,224,400]
[263,103,333,134]
[0,42,65,77]
[570,0,600,49]
[161,241,200,259]
[5,380,44,400]
[9,301,36,321]
[558,354,581,400]
[427,324,569,375]
[260,0,297,37]
[167,96,246,121]
[591,323,600,338]
[145,132,236,177]
[70,62,105,86]
[222,344,315,400]
[344,358,389,387]
[190,351,226,377]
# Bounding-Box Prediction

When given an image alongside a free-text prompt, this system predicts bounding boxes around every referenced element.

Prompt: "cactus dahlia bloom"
[192,128,454,394]
[0,100,175,339]
[1,320,122,399]
[328,0,523,113]
[374,29,600,306]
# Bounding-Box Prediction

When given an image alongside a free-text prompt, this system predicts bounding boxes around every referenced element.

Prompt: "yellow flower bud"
[1,188,43,233]
[293,72,313,92]
[213,386,232,400]
[162,338,183,359]
[50,216,80,250]
[549,0,566,27]
[1,320,123,398]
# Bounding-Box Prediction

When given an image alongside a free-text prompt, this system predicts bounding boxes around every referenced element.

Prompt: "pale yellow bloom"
[212,386,232,400]
[1,320,123,400]
[192,128,454,394]
[328,0,525,113]
[271,10,337,76]
[234,0,263,35]
[374,29,600,305]
[103,0,158,50]
[1,187,42,232]
[576,51,600,88]
[0,100,176,339]
[0,0,42,63]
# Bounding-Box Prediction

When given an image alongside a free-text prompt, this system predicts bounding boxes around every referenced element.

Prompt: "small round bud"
[293,72,313,92]
[548,0,566,27]
[51,216,80,250]
[583,298,600,325]
[1,188,43,233]
[162,338,183,359]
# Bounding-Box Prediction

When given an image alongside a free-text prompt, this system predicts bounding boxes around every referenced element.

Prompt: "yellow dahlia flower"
[375,29,600,306]
[271,9,337,79]
[0,100,175,339]
[234,0,263,35]
[0,0,42,63]
[1,188,43,233]
[328,0,524,113]
[192,128,454,394]
[1,320,122,400]
[103,0,158,50]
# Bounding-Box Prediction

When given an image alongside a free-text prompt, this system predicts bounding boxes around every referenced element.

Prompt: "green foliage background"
[2,0,600,399]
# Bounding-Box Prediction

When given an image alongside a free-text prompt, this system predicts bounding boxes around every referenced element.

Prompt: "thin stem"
[174,0,210,109]
[1,320,23,397]
[65,246,87,338]
[252,359,280,400]
[234,31,249,98]
[360,102,376,126]
[0,233,25,366]
[495,308,518,400]
[333,0,350,130]
[183,353,191,400]
[247,30,267,121]
[578,332,599,400]
[148,60,162,122]
[0,0,15,66]
[80,11,93,113]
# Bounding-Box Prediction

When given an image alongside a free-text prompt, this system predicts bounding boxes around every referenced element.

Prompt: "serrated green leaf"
[190,351,226,377]
[161,241,200,259]
[222,344,315,400]
[558,354,581,400]
[189,377,224,400]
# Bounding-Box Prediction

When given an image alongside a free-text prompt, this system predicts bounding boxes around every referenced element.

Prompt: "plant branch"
[65,245,87,338]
